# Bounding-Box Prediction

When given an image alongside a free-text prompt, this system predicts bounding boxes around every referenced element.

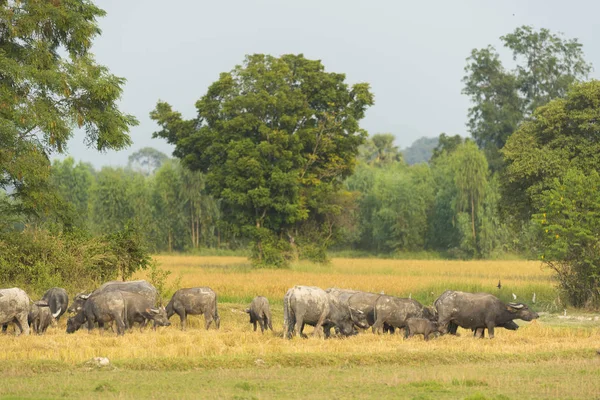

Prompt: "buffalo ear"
[506,305,518,313]
[245,308,250,313]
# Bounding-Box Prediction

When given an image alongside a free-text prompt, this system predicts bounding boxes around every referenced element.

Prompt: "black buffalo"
[41,287,68,322]
[435,290,538,339]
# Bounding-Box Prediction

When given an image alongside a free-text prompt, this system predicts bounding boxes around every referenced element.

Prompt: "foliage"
[0,0,137,211]
[504,81,600,306]
[128,147,169,176]
[430,133,465,163]
[346,162,434,253]
[0,227,148,294]
[49,158,95,229]
[535,170,600,308]
[402,136,438,165]
[463,26,591,170]
[502,80,600,222]
[359,133,403,166]
[151,54,374,266]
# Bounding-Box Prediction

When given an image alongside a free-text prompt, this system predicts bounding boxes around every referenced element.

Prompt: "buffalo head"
[506,302,539,321]
[147,307,171,327]
[68,293,90,314]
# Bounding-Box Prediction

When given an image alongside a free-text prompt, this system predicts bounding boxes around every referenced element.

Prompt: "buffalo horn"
[508,303,524,309]
[52,308,61,318]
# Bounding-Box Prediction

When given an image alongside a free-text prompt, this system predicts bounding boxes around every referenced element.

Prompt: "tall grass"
[143,256,557,308]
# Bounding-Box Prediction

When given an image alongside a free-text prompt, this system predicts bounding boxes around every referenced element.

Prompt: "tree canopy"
[151,54,373,266]
[503,80,600,306]
[463,26,591,171]
[0,0,137,216]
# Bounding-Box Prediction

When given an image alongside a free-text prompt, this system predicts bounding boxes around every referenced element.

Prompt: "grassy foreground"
[1,256,599,399]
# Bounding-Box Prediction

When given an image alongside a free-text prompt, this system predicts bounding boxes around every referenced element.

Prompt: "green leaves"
[1,0,137,222]
[463,26,591,171]
[534,170,600,307]
[152,54,373,266]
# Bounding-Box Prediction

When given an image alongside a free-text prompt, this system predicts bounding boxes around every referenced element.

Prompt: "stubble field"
[1,256,599,399]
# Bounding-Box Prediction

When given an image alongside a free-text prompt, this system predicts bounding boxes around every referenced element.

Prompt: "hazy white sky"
[59,0,599,168]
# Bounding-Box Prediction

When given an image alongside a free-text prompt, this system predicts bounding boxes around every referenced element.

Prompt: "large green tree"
[503,80,600,306]
[0,0,137,217]
[463,26,591,171]
[502,80,600,221]
[151,54,373,266]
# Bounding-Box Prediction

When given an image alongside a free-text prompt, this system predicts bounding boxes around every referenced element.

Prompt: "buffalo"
[246,296,273,333]
[122,292,170,331]
[28,300,61,335]
[406,317,440,341]
[166,287,220,330]
[68,280,158,314]
[66,291,127,336]
[283,286,355,339]
[435,290,538,339]
[0,288,31,336]
[372,295,436,335]
[41,287,68,322]
[325,288,396,334]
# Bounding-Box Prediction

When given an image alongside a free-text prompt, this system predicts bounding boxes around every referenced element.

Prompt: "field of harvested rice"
[1,256,599,399]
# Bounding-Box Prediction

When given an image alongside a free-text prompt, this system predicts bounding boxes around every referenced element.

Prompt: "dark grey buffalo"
[325,288,395,334]
[122,292,170,332]
[406,317,440,341]
[41,287,68,322]
[166,287,220,330]
[372,295,435,335]
[0,288,31,336]
[246,296,273,333]
[28,300,61,335]
[68,280,158,314]
[66,291,127,336]
[283,286,355,339]
[435,290,539,339]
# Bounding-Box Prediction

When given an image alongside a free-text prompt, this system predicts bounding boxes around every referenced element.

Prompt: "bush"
[0,226,151,296]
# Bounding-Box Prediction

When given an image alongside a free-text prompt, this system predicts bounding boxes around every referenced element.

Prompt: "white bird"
[532,293,536,303]
[512,293,517,300]
[408,293,412,299]
[564,309,567,316]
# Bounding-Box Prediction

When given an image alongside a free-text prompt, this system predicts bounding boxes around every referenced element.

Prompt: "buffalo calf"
[406,317,439,341]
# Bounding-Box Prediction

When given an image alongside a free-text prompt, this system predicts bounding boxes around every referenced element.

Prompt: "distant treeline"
[44,136,532,259]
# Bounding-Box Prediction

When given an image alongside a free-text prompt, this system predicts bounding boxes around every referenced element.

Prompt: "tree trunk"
[471,194,476,240]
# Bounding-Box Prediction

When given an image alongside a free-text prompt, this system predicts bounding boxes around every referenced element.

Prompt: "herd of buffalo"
[0,280,540,339]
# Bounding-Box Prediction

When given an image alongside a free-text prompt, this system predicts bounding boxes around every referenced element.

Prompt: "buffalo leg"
[258,318,265,333]
[204,313,213,330]
[486,323,495,339]
[294,315,304,339]
[372,318,384,334]
[253,321,257,332]
[312,309,327,338]
[176,310,186,330]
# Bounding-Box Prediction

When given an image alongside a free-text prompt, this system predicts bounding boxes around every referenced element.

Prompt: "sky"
[59,0,599,169]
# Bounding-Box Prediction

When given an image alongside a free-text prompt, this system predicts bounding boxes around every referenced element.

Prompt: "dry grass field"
[1,256,599,399]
